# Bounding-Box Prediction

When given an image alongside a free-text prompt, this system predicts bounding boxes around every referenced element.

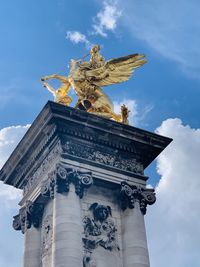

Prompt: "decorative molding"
[23,142,62,195]
[83,203,119,267]
[13,201,44,233]
[41,163,93,199]
[57,123,134,152]
[62,140,143,174]
[14,125,57,188]
[119,181,156,214]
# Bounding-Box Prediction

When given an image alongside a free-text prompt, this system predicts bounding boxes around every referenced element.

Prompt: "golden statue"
[121,104,130,125]
[41,45,147,123]
[41,75,72,106]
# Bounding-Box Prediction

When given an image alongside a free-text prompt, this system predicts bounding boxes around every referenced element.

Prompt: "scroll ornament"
[13,201,44,233]
[119,181,156,214]
[41,163,93,199]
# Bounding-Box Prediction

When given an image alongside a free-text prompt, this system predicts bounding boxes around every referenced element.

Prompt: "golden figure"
[121,105,130,125]
[90,44,105,68]
[41,45,147,124]
[41,74,72,106]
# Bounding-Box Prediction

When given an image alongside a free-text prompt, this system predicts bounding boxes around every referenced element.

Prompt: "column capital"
[41,163,93,199]
[13,201,44,233]
[119,181,156,214]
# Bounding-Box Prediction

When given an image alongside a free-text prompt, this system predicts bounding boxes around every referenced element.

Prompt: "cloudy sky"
[0,0,200,266]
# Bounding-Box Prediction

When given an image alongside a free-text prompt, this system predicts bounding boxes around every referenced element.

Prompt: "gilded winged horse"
[41,45,147,123]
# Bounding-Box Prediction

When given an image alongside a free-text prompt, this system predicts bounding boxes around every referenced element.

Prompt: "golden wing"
[85,53,147,87]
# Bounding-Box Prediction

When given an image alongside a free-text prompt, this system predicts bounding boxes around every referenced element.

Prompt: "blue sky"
[0,1,200,266]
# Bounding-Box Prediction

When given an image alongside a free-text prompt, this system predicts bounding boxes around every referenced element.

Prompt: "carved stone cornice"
[0,102,172,190]
[13,201,44,233]
[62,140,144,175]
[41,163,93,199]
[14,125,58,189]
[23,141,62,196]
[119,181,156,214]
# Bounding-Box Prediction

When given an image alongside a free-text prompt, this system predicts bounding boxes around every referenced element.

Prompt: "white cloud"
[0,183,21,203]
[92,1,122,37]
[119,0,200,78]
[0,125,30,201]
[0,124,30,169]
[0,125,28,266]
[66,1,122,48]
[0,196,23,267]
[146,118,200,267]
[66,31,92,48]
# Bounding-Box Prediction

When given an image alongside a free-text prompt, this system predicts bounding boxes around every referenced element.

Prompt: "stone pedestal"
[0,102,172,267]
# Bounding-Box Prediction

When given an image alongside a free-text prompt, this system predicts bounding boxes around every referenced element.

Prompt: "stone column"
[52,184,83,267]
[41,163,93,267]
[120,182,156,267]
[13,202,44,267]
[23,226,42,267]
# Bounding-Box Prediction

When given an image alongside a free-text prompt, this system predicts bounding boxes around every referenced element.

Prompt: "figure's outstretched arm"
[41,74,68,83]
[42,82,56,96]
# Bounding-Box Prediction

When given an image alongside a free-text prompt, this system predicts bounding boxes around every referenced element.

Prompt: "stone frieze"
[62,140,143,174]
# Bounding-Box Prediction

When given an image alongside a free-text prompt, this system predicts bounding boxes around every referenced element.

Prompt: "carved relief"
[23,142,62,195]
[83,203,119,267]
[15,126,57,188]
[13,201,44,233]
[41,215,53,257]
[14,163,93,235]
[62,140,143,174]
[41,163,93,199]
[119,181,156,214]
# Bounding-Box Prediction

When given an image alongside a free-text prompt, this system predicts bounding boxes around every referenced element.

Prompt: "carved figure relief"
[82,203,119,267]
